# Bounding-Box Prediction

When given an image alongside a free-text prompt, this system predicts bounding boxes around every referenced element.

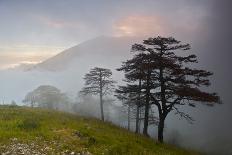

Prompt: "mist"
[0,0,231,154]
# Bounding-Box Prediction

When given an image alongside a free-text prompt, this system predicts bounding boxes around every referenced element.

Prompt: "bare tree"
[80,67,116,121]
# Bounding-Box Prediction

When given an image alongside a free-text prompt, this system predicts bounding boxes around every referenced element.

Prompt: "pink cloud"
[113,15,166,37]
[38,16,80,29]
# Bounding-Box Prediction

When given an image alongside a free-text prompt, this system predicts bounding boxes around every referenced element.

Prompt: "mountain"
[0,36,143,104]
[0,105,200,155]
[33,36,142,71]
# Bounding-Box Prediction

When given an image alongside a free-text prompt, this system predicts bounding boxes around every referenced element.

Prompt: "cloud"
[38,16,80,29]
[0,44,64,69]
[113,15,166,37]
[0,50,58,70]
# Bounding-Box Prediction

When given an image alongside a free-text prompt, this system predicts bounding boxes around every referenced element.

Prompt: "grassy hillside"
[0,106,200,155]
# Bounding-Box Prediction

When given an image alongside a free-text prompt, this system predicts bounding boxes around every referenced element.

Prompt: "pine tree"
[119,36,220,142]
[80,67,116,121]
[116,53,158,135]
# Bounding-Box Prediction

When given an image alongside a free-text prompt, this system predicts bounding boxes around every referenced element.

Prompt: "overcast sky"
[0,0,213,69]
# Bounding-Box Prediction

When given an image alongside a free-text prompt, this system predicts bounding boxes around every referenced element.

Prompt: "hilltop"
[0,106,199,155]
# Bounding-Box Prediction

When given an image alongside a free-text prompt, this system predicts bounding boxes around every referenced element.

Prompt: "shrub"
[18,118,40,130]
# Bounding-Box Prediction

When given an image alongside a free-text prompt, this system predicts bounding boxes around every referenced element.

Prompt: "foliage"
[23,85,70,109]
[17,117,41,130]
[80,67,115,96]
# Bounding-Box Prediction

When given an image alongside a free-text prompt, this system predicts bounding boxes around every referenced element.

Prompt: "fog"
[0,0,231,154]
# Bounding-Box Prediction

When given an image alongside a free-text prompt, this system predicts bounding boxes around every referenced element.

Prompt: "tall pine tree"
[119,36,220,142]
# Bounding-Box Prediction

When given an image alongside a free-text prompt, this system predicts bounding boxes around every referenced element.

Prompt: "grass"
[0,105,200,155]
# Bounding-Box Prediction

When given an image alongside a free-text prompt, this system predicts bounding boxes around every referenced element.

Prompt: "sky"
[0,0,211,69]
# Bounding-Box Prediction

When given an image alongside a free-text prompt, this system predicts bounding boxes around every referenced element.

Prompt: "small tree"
[23,91,36,107]
[115,87,140,131]
[11,100,17,106]
[80,67,116,121]
[23,85,69,109]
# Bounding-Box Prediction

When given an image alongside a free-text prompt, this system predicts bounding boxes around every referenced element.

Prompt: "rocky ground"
[0,138,92,155]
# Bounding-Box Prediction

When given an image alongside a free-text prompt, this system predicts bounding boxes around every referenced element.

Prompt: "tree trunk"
[135,103,139,133]
[99,71,104,121]
[158,116,165,143]
[135,78,141,133]
[143,102,149,136]
[100,91,104,121]
[158,59,166,142]
[138,106,142,133]
[128,102,131,130]
[143,71,151,136]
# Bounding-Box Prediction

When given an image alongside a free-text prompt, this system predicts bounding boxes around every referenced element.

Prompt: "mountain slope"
[0,106,200,155]
[33,36,142,71]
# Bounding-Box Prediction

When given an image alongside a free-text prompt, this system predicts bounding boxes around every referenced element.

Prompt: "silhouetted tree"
[23,91,36,107]
[23,85,69,109]
[116,55,144,133]
[80,67,116,121]
[115,85,141,131]
[119,36,220,142]
[116,87,158,133]
[116,53,157,135]
[10,100,17,106]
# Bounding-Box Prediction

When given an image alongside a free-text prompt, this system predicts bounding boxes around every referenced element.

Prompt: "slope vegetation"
[0,106,200,155]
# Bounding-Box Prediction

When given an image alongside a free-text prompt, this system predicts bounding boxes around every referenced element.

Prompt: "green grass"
[0,105,200,155]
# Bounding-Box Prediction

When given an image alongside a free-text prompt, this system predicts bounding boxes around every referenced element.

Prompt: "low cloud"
[0,51,57,70]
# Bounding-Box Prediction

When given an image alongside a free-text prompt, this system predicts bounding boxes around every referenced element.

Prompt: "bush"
[88,136,96,146]
[18,118,40,130]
